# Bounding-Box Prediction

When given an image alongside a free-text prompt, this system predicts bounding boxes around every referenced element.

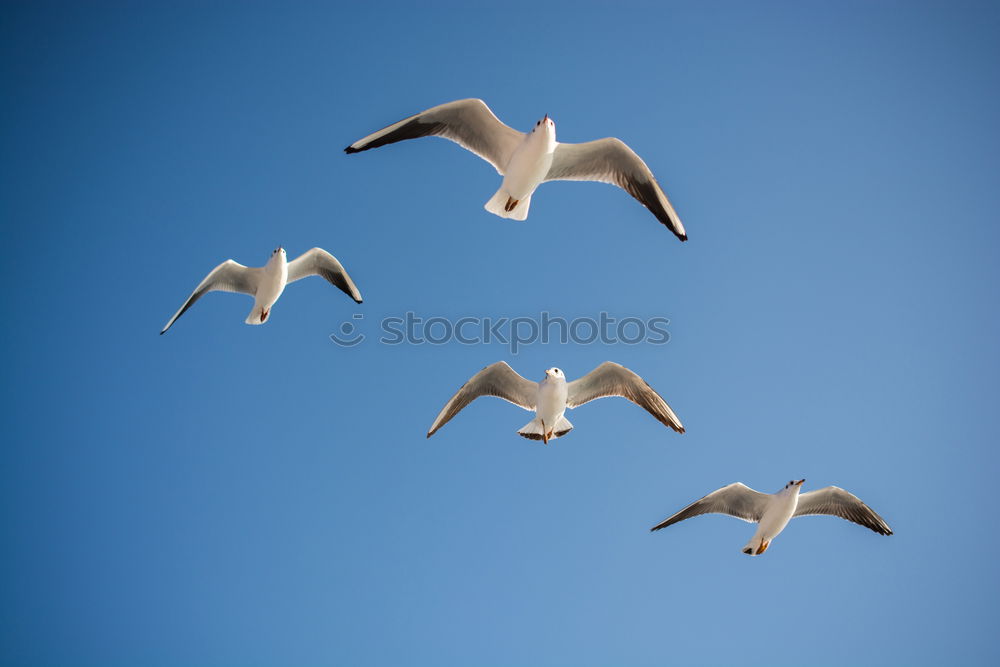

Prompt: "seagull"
[160,247,362,334]
[650,480,893,556]
[426,361,684,443]
[345,98,687,241]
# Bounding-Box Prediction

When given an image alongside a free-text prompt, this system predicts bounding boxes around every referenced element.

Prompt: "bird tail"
[245,305,269,325]
[517,416,573,441]
[742,537,769,556]
[484,187,531,221]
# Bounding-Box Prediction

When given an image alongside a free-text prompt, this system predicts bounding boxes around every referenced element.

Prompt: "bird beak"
[544,114,548,122]
[795,479,805,486]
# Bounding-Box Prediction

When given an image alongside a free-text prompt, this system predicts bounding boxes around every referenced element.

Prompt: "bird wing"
[286,247,363,304]
[544,138,686,241]
[427,361,538,438]
[793,487,893,535]
[566,361,684,433]
[161,260,261,334]
[650,483,771,531]
[345,98,524,174]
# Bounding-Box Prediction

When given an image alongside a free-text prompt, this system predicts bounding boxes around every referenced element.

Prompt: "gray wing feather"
[566,361,684,433]
[794,487,893,535]
[427,362,538,438]
[545,138,686,241]
[650,483,771,531]
[160,260,259,334]
[287,248,363,303]
[345,98,524,174]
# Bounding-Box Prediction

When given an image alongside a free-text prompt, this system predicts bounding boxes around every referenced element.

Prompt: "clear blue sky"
[2,1,999,665]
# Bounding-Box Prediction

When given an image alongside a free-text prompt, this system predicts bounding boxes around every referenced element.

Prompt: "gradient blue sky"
[2,2,999,665]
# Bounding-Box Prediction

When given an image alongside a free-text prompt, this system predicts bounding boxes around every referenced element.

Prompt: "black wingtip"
[354,297,363,304]
[159,330,166,336]
[678,234,688,242]
[344,145,358,154]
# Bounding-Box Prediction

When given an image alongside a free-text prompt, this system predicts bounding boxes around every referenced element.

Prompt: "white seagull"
[161,247,362,334]
[345,98,687,241]
[650,480,893,556]
[427,361,684,443]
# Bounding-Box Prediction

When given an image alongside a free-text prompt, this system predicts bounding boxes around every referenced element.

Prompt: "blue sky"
[2,1,999,665]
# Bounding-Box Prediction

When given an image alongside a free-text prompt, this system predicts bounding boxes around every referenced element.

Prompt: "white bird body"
[426,362,685,443]
[503,120,556,197]
[247,249,289,324]
[651,479,893,556]
[527,368,571,440]
[485,117,557,220]
[160,246,363,334]
[744,483,802,556]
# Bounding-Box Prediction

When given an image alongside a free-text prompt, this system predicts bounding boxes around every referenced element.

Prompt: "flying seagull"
[427,361,684,443]
[650,480,893,556]
[345,98,687,241]
[161,247,362,334]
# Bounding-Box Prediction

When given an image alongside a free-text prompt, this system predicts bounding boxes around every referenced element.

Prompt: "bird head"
[267,247,286,268]
[784,479,806,492]
[544,367,565,380]
[532,114,556,139]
